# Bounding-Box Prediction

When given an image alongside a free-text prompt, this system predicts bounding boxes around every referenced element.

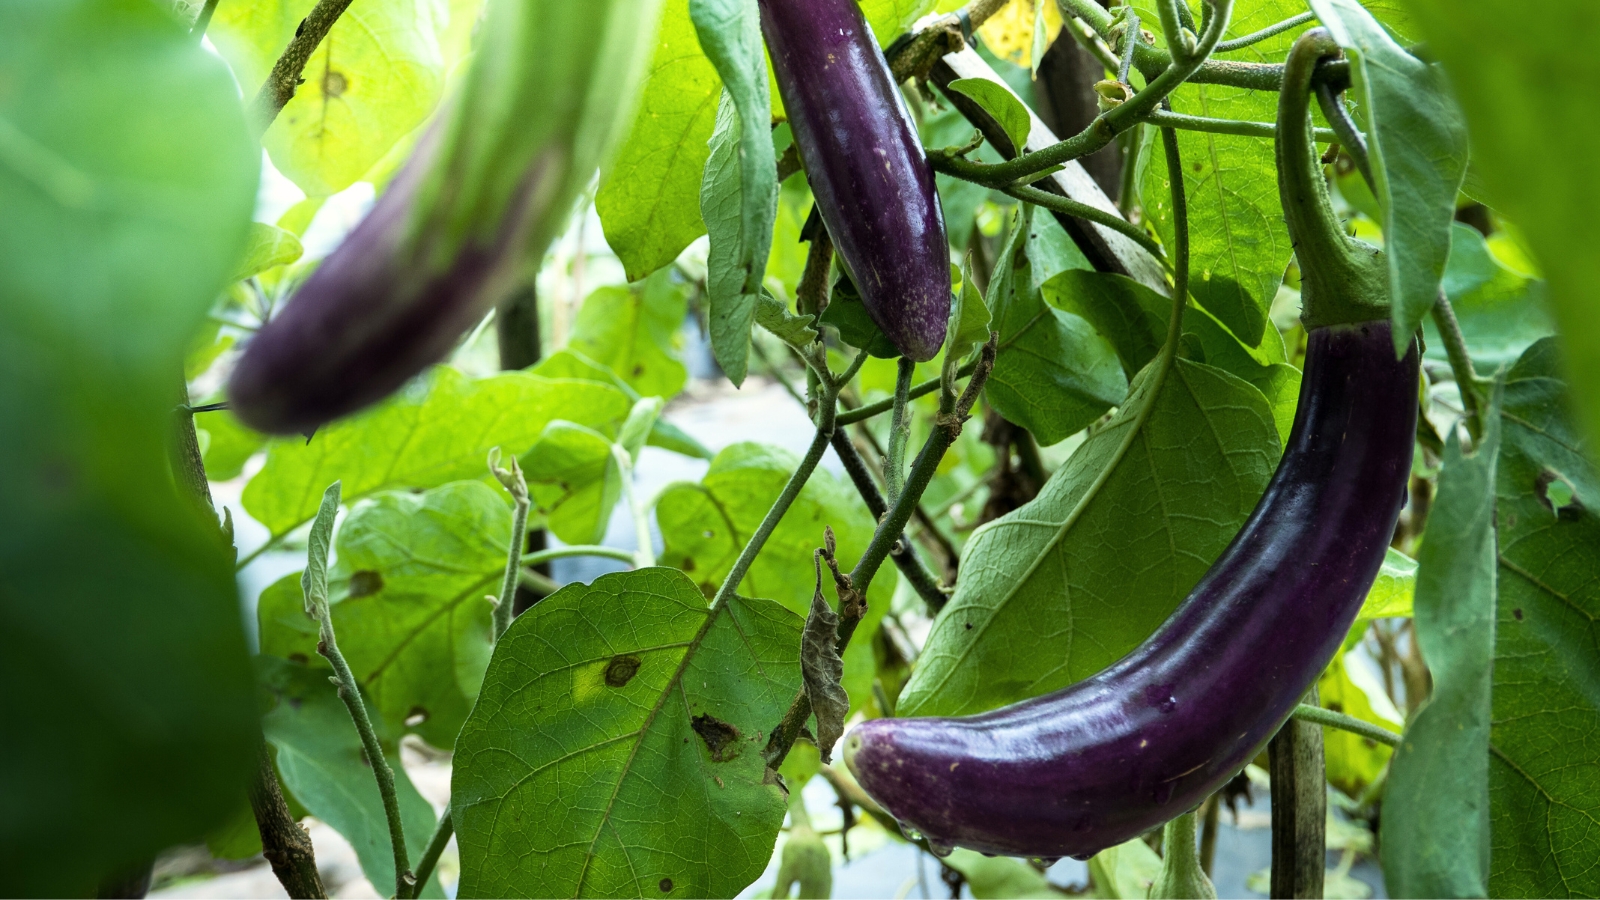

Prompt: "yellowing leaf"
[976,0,1060,67]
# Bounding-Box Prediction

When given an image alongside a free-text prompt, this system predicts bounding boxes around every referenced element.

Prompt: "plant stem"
[885,358,915,506]
[170,378,325,898]
[1142,108,1338,143]
[1004,182,1167,263]
[838,360,975,425]
[190,0,221,39]
[1213,11,1315,53]
[1430,292,1488,444]
[1150,810,1216,899]
[521,545,638,568]
[1117,10,1140,85]
[613,445,657,568]
[1314,82,1374,188]
[1291,703,1400,748]
[829,430,950,614]
[250,0,358,135]
[304,485,411,897]
[1199,793,1221,876]
[488,451,530,641]
[1269,689,1326,900]
[405,807,454,899]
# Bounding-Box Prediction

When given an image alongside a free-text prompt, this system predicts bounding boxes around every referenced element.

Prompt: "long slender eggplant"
[759,0,950,361]
[228,0,662,435]
[842,29,1417,860]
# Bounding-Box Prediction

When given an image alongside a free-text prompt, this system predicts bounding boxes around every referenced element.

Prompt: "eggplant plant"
[4,0,1597,898]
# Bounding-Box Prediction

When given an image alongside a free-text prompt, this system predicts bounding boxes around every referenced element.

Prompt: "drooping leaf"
[1087,836,1165,899]
[948,77,1033,157]
[258,656,445,898]
[566,275,690,400]
[1309,0,1470,355]
[656,442,894,711]
[1135,0,1310,349]
[1484,339,1600,896]
[452,568,802,897]
[257,481,506,748]
[1382,385,1501,898]
[693,0,778,386]
[800,577,848,762]
[945,848,1073,898]
[209,0,451,197]
[597,0,722,280]
[241,367,631,539]
[1357,547,1418,620]
[231,221,304,282]
[986,209,1127,445]
[900,357,1280,717]
[1318,629,1403,796]
[755,288,819,348]
[522,421,625,545]
[1397,0,1600,460]
[0,1,259,891]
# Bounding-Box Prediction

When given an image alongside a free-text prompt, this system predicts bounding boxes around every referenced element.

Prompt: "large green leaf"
[1486,339,1600,896]
[259,656,445,898]
[567,275,690,401]
[860,0,937,45]
[656,442,893,711]
[1398,0,1600,460]
[986,210,1127,445]
[0,1,259,892]
[453,568,802,897]
[597,0,722,281]
[522,420,625,545]
[257,481,505,749]
[241,367,631,539]
[1308,0,1469,355]
[1135,0,1309,348]
[900,357,1280,716]
[209,0,451,197]
[692,0,777,387]
[1382,388,1501,898]
[1422,225,1553,372]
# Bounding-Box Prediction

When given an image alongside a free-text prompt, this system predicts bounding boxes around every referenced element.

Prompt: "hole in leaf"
[604,655,641,688]
[691,714,742,762]
[348,570,384,597]
[404,706,429,727]
[1536,469,1582,521]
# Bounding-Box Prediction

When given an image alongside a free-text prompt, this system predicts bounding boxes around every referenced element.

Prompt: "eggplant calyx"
[1277,28,1388,330]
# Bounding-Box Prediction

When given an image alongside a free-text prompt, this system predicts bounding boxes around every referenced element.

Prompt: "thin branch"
[612,445,657,568]
[404,809,454,899]
[488,450,530,641]
[1269,689,1326,899]
[829,430,950,614]
[884,358,916,505]
[191,0,221,39]
[1117,10,1141,86]
[1431,292,1489,444]
[1004,181,1168,263]
[1141,108,1338,143]
[522,545,639,568]
[302,484,412,898]
[250,0,358,135]
[837,359,974,425]
[1314,82,1374,188]
[1291,703,1400,748]
[1213,11,1315,53]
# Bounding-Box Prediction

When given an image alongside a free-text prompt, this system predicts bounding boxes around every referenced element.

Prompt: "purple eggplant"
[844,321,1419,859]
[759,0,950,362]
[228,0,662,435]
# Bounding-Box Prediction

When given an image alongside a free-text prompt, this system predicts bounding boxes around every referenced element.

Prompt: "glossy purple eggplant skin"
[844,321,1419,860]
[226,129,551,435]
[759,0,950,362]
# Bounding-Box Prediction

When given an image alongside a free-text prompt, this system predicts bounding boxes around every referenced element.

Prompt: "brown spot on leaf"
[681,558,695,573]
[288,653,309,666]
[691,714,742,762]
[323,70,347,97]
[1513,608,1524,620]
[348,570,383,597]
[604,655,641,687]
[658,878,673,893]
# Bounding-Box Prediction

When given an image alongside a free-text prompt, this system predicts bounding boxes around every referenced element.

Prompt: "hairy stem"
[885,358,915,505]
[1431,293,1487,443]
[489,451,530,641]
[251,0,358,134]
[1213,11,1315,53]
[404,808,454,899]
[1143,108,1338,143]
[829,431,950,614]
[1004,181,1167,263]
[838,359,976,425]
[1291,702,1400,748]
[1269,689,1326,900]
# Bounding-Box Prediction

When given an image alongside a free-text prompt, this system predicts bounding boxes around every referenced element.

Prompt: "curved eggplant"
[759,0,950,361]
[228,0,662,435]
[844,321,1418,859]
[842,30,1417,860]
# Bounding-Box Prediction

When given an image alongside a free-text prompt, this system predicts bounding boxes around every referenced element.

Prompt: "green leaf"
[655,442,894,711]
[755,289,819,348]
[1087,837,1164,899]
[209,0,450,197]
[452,568,802,897]
[1309,0,1469,355]
[945,848,1071,898]
[619,397,666,462]
[1422,225,1554,372]
[820,271,900,358]
[567,276,690,400]
[1134,0,1309,348]
[900,358,1280,716]
[598,0,722,280]
[1358,547,1417,620]
[523,421,624,545]
[948,78,1033,157]
[1484,339,1600,896]
[231,221,304,282]
[0,1,259,891]
[692,0,778,387]
[949,259,994,363]
[242,367,633,539]
[259,657,445,898]
[987,209,1127,445]
[1382,385,1501,898]
[1025,207,1093,289]
[257,481,505,748]
[859,0,938,46]
[1319,628,1403,796]
[195,404,268,482]
[1398,0,1600,462]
